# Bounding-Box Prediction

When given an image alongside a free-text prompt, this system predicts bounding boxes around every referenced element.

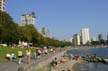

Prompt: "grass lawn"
[0,46,36,62]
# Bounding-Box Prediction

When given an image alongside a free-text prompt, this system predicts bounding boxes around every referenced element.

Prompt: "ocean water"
[67,47,108,58]
[66,47,108,71]
[77,62,108,71]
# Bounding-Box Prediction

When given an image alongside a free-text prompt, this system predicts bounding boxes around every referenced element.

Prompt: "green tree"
[99,39,105,45]
[0,11,72,47]
[0,12,18,44]
[106,40,108,45]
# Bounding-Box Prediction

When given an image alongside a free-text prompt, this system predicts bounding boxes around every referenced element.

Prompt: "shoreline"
[50,47,108,71]
[72,62,79,71]
[72,60,86,71]
[50,57,79,71]
[1,47,107,71]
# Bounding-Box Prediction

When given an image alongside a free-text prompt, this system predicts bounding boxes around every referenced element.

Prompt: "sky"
[6,0,108,40]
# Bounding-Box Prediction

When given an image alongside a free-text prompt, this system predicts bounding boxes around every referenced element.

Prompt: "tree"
[0,11,72,47]
[91,41,99,46]
[99,39,105,46]
[106,40,108,45]
[0,11,18,44]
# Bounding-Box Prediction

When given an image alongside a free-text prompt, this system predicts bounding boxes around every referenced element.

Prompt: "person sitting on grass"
[5,52,16,61]
[11,52,16,59]
[6,53,11,60]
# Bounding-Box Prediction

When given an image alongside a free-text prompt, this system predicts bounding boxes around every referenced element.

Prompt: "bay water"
[66,47,108,71]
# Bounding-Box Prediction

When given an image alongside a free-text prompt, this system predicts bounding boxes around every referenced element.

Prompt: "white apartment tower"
[0,0,5,11]
[73,34,80,45]
[81,28,90,45]
[21,12,36,26]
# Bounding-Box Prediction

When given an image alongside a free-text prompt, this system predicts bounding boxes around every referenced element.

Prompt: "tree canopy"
[0,11,72,47]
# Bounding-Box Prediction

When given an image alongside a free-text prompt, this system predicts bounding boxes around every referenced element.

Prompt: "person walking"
[26,48,31,64]
[18,48,23,64]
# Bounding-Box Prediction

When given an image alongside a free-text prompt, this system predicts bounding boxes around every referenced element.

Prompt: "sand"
[50,57,79,71]
[72,60,86,71]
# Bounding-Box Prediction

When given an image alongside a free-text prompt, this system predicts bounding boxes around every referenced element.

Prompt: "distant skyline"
[6,0,108,40]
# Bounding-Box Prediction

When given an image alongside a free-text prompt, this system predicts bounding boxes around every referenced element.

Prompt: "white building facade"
[69,37,73,43]
[0,0,5,11]
[81,28,90,45]
[73,34,80,45]
[21,12,36,26]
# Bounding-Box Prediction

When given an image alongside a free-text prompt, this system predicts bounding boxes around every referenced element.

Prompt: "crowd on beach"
[4,44,82,71]
[49,53,80,71]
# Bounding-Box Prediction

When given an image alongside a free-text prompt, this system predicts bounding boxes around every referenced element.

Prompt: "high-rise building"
[81,28,90,45]
[73,34,80,45]
[98,34,103,41]
[0,0,5,11]
[69,37,73,43]
[91,37,96,41]
[41,27,50,38]
[21,12,36,26]
[107,35,108,40]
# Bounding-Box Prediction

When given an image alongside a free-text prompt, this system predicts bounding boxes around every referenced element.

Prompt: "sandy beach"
[72,60,86,71]
[50,57,79,71]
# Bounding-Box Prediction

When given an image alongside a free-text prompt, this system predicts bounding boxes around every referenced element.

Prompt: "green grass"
[0,46,36,62]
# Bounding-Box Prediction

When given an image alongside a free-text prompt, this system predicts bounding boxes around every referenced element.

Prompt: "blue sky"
[6,0,108,40]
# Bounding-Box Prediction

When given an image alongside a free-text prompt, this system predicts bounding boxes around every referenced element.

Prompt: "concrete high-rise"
[107,35,108,40]
[81,28,90,45]
[98,34,103,41]
[41,27,50,38]
[69,37,73,43]
[0,0,5,11]
[73,34,80,45]
[21,12,36,26]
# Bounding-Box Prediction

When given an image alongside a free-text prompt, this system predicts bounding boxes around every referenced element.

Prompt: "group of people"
[18,48,31,64]
[6,46,55,65]
[6,52,16,60]
[18,47,55,64]
[34,47,51,60]
[50,56,73,71]
[6,48,31,64]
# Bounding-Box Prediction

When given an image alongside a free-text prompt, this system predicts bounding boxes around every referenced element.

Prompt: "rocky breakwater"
[81,54,108,64]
